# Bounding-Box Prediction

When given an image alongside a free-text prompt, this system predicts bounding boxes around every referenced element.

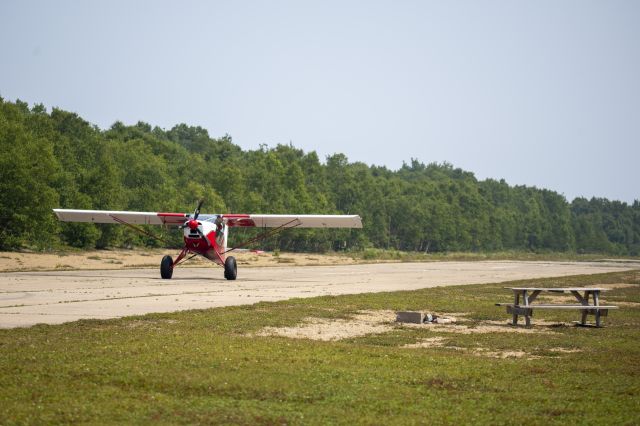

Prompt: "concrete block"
[396,311,424,324]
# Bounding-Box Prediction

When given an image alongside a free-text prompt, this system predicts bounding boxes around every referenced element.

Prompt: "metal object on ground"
[396,311,424,324]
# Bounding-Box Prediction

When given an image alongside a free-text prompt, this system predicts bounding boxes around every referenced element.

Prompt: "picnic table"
[496,287,618,327]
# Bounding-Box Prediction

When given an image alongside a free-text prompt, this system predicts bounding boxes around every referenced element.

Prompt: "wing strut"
[174,252,199,267]
[222,218,301,255]
[109,214,173,246]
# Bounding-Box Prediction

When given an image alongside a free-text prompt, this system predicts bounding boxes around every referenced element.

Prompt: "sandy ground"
[1,256,637,329]
[259,309,592,358]
[0,249,356,272]
[255,310,577,359]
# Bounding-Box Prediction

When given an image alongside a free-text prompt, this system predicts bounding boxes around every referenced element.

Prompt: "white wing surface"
[222,214,362,228]
[53,209,188,225]
[53,209,363,229]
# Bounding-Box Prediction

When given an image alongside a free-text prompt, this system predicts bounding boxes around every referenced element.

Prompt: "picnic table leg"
[512,292,520,325]
[580,291,590,325]
[523,291,532,327]
[593,291,602,327]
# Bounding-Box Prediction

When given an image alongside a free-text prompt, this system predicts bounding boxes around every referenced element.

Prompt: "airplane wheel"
[224,256,237,280]
[160,255,173,279]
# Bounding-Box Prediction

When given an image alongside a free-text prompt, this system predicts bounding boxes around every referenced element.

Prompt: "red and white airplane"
[53,201,362,280]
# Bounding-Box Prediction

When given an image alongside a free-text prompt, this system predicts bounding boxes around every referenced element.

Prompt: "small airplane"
[53,201,362,280]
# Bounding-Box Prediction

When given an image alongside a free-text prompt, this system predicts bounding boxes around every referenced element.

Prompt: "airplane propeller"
[180,200,207,241]
[180,200,204,229]
[193,199,204,220]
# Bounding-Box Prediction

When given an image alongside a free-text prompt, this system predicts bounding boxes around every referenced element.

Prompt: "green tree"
[0,100,60,249]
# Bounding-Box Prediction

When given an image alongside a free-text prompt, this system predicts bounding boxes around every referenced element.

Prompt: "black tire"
[224,256,237,280]
[160,255,173,279]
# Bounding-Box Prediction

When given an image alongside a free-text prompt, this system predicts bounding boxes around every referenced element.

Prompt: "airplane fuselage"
[183,221,226,264]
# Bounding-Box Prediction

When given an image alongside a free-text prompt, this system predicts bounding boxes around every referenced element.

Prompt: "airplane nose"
[188,219,199,230]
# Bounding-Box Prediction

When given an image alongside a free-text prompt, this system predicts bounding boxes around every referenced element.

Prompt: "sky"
[1,1,638,203]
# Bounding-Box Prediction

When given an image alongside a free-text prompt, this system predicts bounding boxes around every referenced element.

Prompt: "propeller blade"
[193,199,204,220]
[196,226,210,245]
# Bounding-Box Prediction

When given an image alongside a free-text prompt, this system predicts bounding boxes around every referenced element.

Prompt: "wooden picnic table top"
[505,287,609,292]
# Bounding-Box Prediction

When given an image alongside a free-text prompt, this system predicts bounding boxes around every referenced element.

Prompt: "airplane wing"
[53,210,363,229]
[53,209,189,225]
[222,214,362,228]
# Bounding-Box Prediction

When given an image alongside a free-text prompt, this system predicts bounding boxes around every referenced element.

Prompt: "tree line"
[1,98,638,255]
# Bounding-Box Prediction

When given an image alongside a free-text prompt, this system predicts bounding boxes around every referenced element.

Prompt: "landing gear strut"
[160,251,236,281]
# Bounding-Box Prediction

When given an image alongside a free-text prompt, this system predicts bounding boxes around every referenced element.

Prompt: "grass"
[350,248,640,263]
[0,271,638,424]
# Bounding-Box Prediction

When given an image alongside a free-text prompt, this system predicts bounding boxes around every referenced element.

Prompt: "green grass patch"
[1,271,639,424]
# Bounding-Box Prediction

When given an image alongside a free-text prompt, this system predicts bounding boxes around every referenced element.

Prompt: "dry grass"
[0,249,357,272]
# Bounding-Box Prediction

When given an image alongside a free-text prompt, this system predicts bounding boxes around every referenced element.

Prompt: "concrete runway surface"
[1,260,637,328]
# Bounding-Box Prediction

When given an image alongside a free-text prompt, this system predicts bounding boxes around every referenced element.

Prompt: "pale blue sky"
[1,1,638,203]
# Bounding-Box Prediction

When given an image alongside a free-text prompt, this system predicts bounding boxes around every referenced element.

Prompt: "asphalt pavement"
[1,260,637,328]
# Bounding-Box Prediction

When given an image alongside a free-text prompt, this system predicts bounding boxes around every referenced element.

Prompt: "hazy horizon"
[1,1,638,203]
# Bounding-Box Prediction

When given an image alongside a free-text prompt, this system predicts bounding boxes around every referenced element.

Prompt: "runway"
[0,260,637,328]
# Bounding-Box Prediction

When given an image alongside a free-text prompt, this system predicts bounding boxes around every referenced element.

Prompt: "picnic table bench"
[496,287,618,327]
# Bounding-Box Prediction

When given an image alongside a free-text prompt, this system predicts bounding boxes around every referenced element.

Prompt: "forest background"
[1,98,638,255]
